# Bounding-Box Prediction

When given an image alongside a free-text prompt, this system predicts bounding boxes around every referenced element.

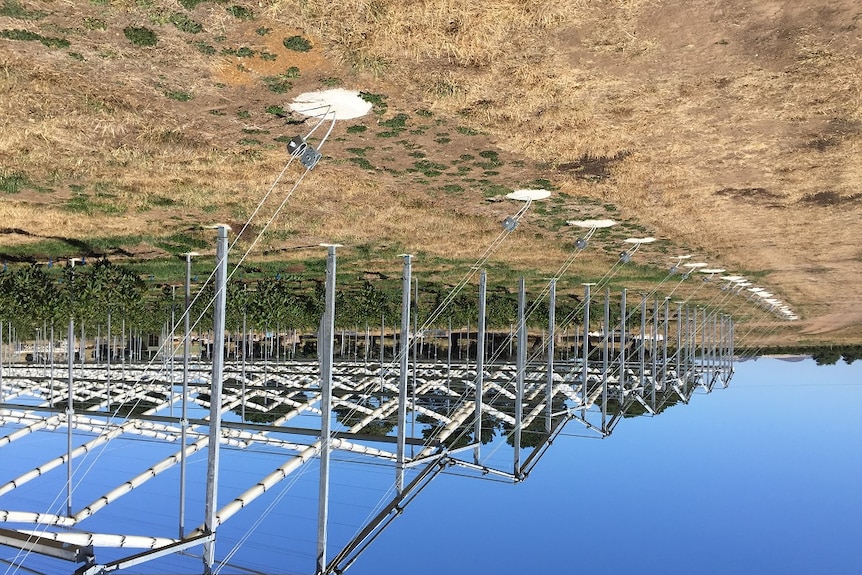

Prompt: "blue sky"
[354,358,862,575]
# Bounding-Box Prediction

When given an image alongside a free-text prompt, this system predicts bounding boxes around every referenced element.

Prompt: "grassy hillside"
[1,0,861,343]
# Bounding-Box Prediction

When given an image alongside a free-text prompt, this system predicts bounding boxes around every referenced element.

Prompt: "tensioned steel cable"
[4,111,338,575]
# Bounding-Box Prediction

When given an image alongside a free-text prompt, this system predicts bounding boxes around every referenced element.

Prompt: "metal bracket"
[286,135,322,170]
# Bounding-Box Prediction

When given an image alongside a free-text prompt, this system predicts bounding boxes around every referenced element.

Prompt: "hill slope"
[1,0,861,341]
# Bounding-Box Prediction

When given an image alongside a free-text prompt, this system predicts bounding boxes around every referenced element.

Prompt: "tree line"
[0,260,609,339]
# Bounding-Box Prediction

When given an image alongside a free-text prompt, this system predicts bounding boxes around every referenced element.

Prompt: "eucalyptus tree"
[4,264,66,336]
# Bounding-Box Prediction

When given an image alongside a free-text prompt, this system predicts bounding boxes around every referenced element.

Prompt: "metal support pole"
[619,289,627,399]
[474,270,487,464]
[546,278,556,433]
[582,283,592,416]
[675,302,682,383]
[396,255,412,494]
[316,244,338,574]
[602,288,609,431]
[203,225,228,573]
[651,296,658,409]
[66,258,77,518]
[179,252,194,538]
[662,297,669,389]
[514,278,526,478]
[639,295,646,395]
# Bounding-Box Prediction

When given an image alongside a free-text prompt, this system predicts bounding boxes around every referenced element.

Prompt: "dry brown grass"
[2,0,861,342]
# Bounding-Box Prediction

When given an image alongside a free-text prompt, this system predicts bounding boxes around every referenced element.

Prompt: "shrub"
[226,5,253,20]
[123,26,157,47]
[169,12,202,34]
[282,35,311,52]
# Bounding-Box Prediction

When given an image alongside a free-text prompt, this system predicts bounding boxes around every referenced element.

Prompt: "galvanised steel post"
[514,278,526,478]
[475,270,487,463]
[651,295,658,409]
[582,283,593,417]
[639,295,646,395]
[602,287,610,432]
[619,289,627,400]
[203,225,229,573]
[662,297,669,390]
[396,255,412,494]
[66,258,78,518]
[546,278,556,433]
[179,251,196,538]
[316,244,338,574]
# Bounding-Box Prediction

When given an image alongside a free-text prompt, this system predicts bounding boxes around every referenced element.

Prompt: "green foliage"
[0,0,46,20]
[68,52,85,61]
[346,125,367,134]
[164,89,192,101]
[455,125,479,135]
[64,192,125,215]
[262,70,298,93]
[221,45,254,57]
[359,91,388,115]
[0,170,29,193]
[226,5,253,20]
[193,41,216,55]
[82,17,107,30]
[321,76,341,87]
[255,26,270,36]
[0,28,69,48]
[236,109,251,119]
[282,35,311,52]
[123,26,157,47]
[169,12,202,33]
[264,105,285,115]
[347,157,375,170]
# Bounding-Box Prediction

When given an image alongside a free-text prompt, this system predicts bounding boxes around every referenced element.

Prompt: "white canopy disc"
[623,237,656,244]
[566,219,617,229]
[290,88,373,119]
[506,189,551,201]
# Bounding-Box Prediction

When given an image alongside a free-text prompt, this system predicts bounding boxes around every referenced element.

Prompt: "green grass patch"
[65,192,125,215]
[262,69,298,93]
[255,26,270,36]
[434,136,451,144]
[123,26,157,47]
[411,159,447,177]
[283,35,311,52]
[237,138,262,146]
[380,113,408,129]
[0,170,29,194]
[164,89,192,101]
[345,147,369,156]
[226,5,253,20]
[169,12,202,33]
[441,184,464,194]
[0,0,47,20]
[259,50,277,61]
[415,108,433,118]
[236,109,251,119]
[0,28,69,48]
[321,76,341,87]
[346,125,367,133]
[347,157,375,170]
[480,182,511,198]
[68,52,85,61]
[264,105,285,115]
[359,92,388,115]
[221,46,255,57]
[192,41,216,55]
[82,17,107,30]
[455,125,479,136]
